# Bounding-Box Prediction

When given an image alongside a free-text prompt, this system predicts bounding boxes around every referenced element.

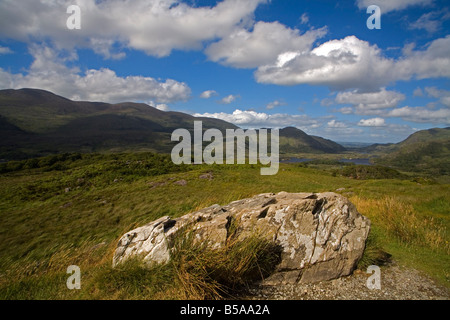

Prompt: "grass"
[351,196,449,284]
[0,152,448,299]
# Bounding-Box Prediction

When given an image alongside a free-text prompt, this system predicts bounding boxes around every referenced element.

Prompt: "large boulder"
[113,192,370,283]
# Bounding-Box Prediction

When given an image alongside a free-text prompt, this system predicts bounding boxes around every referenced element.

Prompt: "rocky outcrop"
[113,192,370,284]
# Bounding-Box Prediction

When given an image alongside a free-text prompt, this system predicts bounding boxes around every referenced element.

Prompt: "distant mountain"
[0,88,240,159]
[0,88,346,160]
[373,127,450,175]
[279,127,346,154]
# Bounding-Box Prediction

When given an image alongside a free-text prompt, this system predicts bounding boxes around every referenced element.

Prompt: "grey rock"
[113,192,370,283]
[199,172,214,180]
[173,179,187,186]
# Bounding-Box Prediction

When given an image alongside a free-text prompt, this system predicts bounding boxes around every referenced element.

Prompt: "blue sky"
[0,0,449,143]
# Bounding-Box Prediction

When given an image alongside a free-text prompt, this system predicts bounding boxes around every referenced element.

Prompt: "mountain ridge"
[0,88,350,160]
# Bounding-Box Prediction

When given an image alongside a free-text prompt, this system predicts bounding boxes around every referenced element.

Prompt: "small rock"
[173,179,187,186]
[64,187,71,193]
[61,202,72,208]
[199,172,214,180]
[148,181,167,189]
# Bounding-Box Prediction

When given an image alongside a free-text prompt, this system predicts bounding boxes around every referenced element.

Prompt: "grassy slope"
[370,127,450,176]
[0,153,448,299]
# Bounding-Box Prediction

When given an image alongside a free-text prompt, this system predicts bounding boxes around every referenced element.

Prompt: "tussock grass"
[351,196,449,254]
[170,230,281,299]
[87,229,281,300]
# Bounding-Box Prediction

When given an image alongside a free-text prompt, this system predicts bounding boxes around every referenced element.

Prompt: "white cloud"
[218,94,240,104]
[439,98,450,108]
[0,45,191,104]
[424,87,450,107]
[409,10,450,33]
[266,100,286,110]
[337,107,354,115]
[425,87,446,98]
[335,88,405,114]
[256,35,450,92]
[321,125,364,139]
[0,46,13,55]
[193,109,319,129]
[356,0,433,13]
[155,104,170,111]
[0,0,266,58]
[395,35,450,80]
[358,118,386,127]
[331,86,450,123]
[255,36,397,91]
[205,21,327,69]
[413,87,424,97]
[300,13,309,25]
[327,120,348,128]
[387,106,450,123]
[200,90,218,99]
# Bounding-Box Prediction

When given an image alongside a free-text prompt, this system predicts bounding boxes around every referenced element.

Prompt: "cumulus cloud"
[335,88,405,115]
[300,13,309,25]
[255,36,397,91]
[0,45,191,104]
[413,87,424,97]
[0,46,13,55]
[193,109,319,129]
[395,36,450,80]
[0,0,266,58]
[155,104,170,111]
[337,107,354,115]
[327,120,348,128]
[425,87,450,107]
[387,106,450,123]
[329,86,450,123]
[200,90,218,99]
[358,117,386,127]
[205,21,327,69]
[409,10,450,33]
[218,94,240,104]
[356,0,433,13]
[266,100,286,110]
[255,35,450,91]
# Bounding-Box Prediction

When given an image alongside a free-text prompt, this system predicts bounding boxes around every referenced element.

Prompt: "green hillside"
[374,127,450,175]
[279,127,346,154]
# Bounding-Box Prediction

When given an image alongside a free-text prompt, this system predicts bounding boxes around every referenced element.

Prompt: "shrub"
[340,165,405,180]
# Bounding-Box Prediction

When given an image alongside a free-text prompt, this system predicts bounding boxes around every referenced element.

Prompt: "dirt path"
[246,262,449,300]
